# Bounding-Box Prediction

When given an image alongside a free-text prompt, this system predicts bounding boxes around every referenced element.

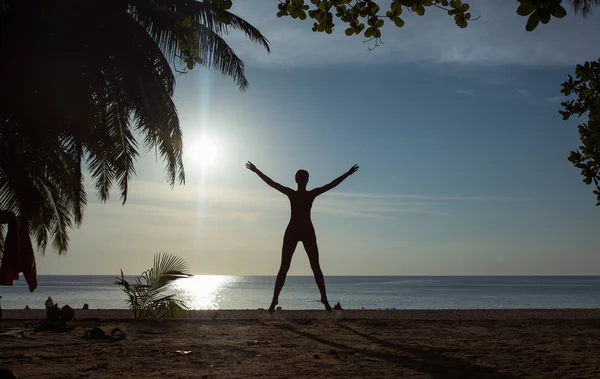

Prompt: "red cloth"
[0,216,38,292]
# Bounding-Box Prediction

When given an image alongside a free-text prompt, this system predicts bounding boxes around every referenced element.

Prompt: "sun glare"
[188,138,219,167]
[171,275,237,309]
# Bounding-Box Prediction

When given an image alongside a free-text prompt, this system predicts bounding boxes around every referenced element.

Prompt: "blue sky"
[37,1,599,275]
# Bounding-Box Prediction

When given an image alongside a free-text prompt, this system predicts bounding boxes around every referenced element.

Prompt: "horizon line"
[28,274,600,277]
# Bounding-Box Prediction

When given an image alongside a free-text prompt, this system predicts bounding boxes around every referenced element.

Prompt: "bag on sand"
[60,305,75,322]
[46,304,60,321]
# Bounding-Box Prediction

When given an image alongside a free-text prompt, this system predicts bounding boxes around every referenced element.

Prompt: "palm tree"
[0,0,269,253]
[115,252,192,319]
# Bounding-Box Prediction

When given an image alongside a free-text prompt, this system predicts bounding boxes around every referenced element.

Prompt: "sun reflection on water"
[170,275,238,309]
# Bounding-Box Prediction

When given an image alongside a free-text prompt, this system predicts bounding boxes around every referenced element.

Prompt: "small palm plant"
[115,252,192,319]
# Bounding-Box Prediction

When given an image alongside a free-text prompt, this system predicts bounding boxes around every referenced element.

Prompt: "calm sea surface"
[1,276,599,310]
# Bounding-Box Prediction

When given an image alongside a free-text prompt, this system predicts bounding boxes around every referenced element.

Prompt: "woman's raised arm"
[246,161,294,196]
[312,164,359,196]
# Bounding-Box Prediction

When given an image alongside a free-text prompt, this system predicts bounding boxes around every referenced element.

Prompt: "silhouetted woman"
[246,162,359,313]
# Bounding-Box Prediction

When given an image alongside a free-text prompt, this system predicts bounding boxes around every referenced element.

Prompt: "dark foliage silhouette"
[560,59,600,205]
[275,0,599,205]
[0,0,269,253]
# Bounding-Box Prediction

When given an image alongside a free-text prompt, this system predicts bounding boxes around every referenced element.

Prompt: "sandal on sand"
[82,327,126,341]
[111,328,126,340]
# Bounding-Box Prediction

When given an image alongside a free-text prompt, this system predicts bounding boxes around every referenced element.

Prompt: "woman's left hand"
[246,161,258,172]
[347,164,359,175]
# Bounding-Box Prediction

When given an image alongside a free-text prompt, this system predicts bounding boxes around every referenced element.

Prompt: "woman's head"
[295,169,309,185]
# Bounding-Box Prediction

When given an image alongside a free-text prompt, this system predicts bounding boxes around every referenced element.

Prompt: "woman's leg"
[302,236,331,312]
[270,235,298,313]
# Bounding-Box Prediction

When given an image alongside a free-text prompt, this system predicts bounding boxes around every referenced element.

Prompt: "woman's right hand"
[347,164,359,175]
[245,161,258,172]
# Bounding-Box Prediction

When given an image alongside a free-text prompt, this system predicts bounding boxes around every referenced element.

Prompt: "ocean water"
[1,275,599,310]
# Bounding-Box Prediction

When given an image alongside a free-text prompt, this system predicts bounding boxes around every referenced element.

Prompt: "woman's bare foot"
[269,299,278,314]
[321,298,332,312]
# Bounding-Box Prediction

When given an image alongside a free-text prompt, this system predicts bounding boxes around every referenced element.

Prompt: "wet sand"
[1,309,599,378]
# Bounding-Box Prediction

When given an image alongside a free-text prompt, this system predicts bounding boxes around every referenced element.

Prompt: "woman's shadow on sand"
[275,323,518,379]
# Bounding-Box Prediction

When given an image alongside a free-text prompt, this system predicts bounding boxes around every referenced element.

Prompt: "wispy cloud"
[327,191,528,202]
[456,89,478,98]
[225,2,599,68]
[517,89,532,97]
[314,203,447,219]
[545,94,565,104]
[92,180,463,221]
[86,179,529,225]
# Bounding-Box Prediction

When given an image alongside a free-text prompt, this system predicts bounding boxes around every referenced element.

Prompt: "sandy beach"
[1,309,599,378]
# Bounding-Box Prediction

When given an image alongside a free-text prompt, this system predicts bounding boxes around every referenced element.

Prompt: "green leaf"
[345,27,354,36]
[539,9,551,24]
[559,110,571,120]
[516,2,536,16]
[548,4,567,18]
[568,151,582,162]
[393,17,405,27]
[526,11,540,31]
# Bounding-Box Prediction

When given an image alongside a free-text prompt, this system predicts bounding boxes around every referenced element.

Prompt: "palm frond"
[131,0,270,56]
[65,138,87,225]
[147,252,191,287]
[129,0,269,90]
[569,0,600,17]
[0,132,74,253]
[115,253,191,319]
[153,295,188,319]
[135,97,185,187]
[0,223,5,259]
[196,23,248,89]
[104,103,138,204]
[34,175,73,252]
